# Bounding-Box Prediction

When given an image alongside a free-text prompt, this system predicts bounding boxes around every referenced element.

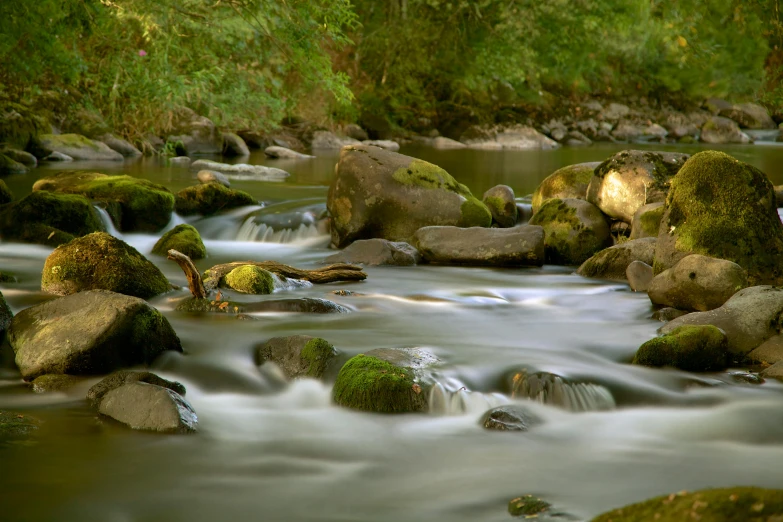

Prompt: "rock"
[610,221,631,243]
[41,232,170,298]
[600,103,630,121]
[647,255,748,312]
[332,348,438,413]
[413,225,545,267]
[611,122,643,141]
[509,369,615,412]
[482,185,517,228]
[652,307,688,322]
[481,405,542,431]
[31,374,84,394]
[0,289,12,344]
[576,237,656,281]
[42,151,73,162]
[325,239,420,266]
[516,203,533,224]
[703,97,733,114]
[98,382,197,433]
[1,148,37,167]
[762,361,783,380]
[0,153,28,175]
[663,112,700,139]
[151,224,206,260]
[222,265,274,294]
[87,370,186,408]
[626,260,653,292]
[0,411,40,441]
[633,325,728,371]
[255,336,339,380]
[236,130,267,149]
[9,289,181,381]
[718,102,776,129]
[174,182,255,216]
[96,134,142,157]
[529,198,611,265]
[653,151,783,285]
[586,150,690,223]
[264,146,313,159]
[362,140,400,151]
[700,116,751,144]
[30,133,124,161]
[460,124,559,150]
[175,297,349,314]
[0,190,104,246]
[660,285,783,359]
[327,144,491,247]
[189,159,289,181]
[642,123,668,140]
[629,202,664,239]
[166,108,221,155]
[168,156,191,167]
[196,170,230,187]
[360,112,393,140]
[33,172,174,232]
[311,130,361,149]
[531,162,599,214]
[592,487,783,522]
[0,102,50,149]
[508,495,552,518]
[222,132,250,156]
[747,335,783,365]
[344,123,368,141]
[431,137,466,149]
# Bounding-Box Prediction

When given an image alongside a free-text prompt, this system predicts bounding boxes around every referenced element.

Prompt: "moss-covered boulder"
[174,182,256,216]
[0,179,13,205]
[482,184,517,227]
[633,325,728,371]
[529,198,611,265]
[9,289,182,381]
[630,202,664,240]
[0,190,105,246]
[222,265,275,294]
[577,237,656,281]
[30,374,85,394]
[592,487,783,522]
[654,151,783,285]
[152,224,206,260]
[0,153,28,175]
[0,411,40,443]
[413,225,545,266]
[33,172,175,232]
[332,348,439,413]
[255,335,340,380]
[30,133,124,161]
[0,102,49,150]
[531,162,599,214]
[41,232,170,298]
[508,495,553,518]
[327,144,491,247]
[481,405,542,432]
[586,150,689,223]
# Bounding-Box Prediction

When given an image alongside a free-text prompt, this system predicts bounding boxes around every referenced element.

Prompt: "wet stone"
[481,404,542,432]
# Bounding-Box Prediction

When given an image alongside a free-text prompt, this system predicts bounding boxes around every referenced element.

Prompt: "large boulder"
[174,182,255,216]
[222,132,250,156]
[151,224,206,260]
[327,145,491,247]
[325,239,421,266]
[29,133,124,161]
[633,325,728,372]
[576,237,656,281]
[586,150,689,223]
[0,191,104,246]
[653,151,783,285]
[87,370,187,408]
[41,232,170,298]
[0,153,27,175]
[33,172,174,232]
[718,102,777,129]
[529,198,611,265]
[96,134,142,157]
[413,225,545,267]
[647,254,748,312]
[531,162,600,214]
[166,108,222,155]
[98,382,197,433]
[700,116,752,144]
[9,290,182,381]
[255,336,340,380]
[482,185,517,228]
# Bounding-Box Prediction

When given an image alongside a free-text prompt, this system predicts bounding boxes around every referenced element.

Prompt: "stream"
[1,143,783,521]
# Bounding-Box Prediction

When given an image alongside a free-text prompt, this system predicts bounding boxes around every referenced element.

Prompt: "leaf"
[412,383,422,395]
[677,35,687,47]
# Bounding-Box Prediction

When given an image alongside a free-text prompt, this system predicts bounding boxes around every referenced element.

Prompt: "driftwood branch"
[167,249,207,299]
[203,261,367,292]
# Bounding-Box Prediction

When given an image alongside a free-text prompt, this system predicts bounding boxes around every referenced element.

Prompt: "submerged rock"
[9,290,182,381]
[175,182,255,216]
[327,144,491,247]
[633,325,728,372]
[413,225,544,266]
[576,237,656,281]
[98,382,197,433]
[531,162,599,214]
[0,411,40,442]
[509,370,615,412]
[190,159,289,181]
[151,224,206,260]
[175,297,348,315]
[30,133,124,161]
[529,198,611,265]
[325,239,421,266]
[42,232,170,298]
[87,370,186,408]
[255,335,339,380]
[481,405,542,432]
[482,185,517,228]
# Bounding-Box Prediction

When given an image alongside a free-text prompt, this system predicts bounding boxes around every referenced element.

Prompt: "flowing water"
[1,143,783,521]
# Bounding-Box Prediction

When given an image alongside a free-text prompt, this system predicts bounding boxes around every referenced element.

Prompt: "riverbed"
[1,143,782,521]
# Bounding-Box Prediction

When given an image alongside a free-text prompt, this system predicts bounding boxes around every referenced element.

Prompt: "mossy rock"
[592,487,783,522]
[577,237,656,281]
[30,133,123,161]
[0,153,27,175]
[0,179,13,204]
[508,495,552,517]
[0,190,105,246]
[152,224,206,260]
[633,325,728,372]
[174,182,256,216]
[654,151,783,285]
[31,374,85,394]
[482,185,517,227]
[33,172,175,232]
[630,202,664,240]
[0,411,40,442]
[255,335,339,380]
[531,162,599,214]
[0,102,49,149]
[41,232,170,298]
[529,198,611,265]
[222,265,274,294]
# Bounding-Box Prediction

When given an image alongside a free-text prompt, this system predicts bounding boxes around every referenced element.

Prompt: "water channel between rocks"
[1,143,783,521]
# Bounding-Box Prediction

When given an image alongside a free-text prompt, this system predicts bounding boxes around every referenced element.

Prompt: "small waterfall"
[93,205,121,238]
[236,218,326,244]
[429,382,509,416]
[510,370,616,412]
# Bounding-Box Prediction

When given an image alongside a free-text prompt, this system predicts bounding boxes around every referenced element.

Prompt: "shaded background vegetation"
[1,0,781,138]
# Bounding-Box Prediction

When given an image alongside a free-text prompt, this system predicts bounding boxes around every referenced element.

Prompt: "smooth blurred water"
[1,143,782,522]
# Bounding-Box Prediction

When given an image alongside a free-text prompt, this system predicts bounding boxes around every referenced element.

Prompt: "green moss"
[0,102,49,149]
[639,205,664,237]
[41,133,103,151]
[531,162,595,213]
[332,354,427,413]
[592,487,783,522]
[458,197,492,227]
[633,325,728,371]
[508,495,551,517]
[391,159,471,198]
[175,298,245,314]
[578,246,628,278]
[0,411,40,441]
[301,337,337,378]
[152,224,206,259]
[175,182,256,216]
[0,153,27,175]
[530,198,608,265]
[223,265,274,294]
[0,179,13,204]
